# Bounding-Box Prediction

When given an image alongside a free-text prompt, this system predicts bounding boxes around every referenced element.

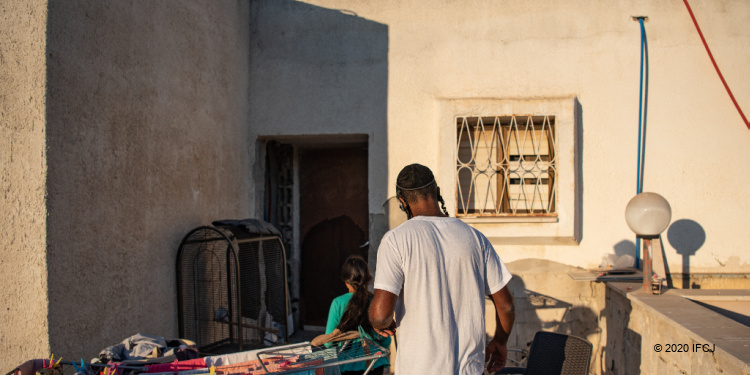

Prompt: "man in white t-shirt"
[369,163,515,375]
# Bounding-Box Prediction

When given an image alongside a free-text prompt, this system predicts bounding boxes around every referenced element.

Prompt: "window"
[456,115,557,217]
[438,98,579,244]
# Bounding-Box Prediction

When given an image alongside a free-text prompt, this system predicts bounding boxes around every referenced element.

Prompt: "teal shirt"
[325,293,391,372]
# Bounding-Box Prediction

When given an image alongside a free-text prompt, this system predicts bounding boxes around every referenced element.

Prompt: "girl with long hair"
[324,255,391,375]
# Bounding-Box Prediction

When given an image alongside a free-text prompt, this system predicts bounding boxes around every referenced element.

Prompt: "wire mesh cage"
[177,219,292,354]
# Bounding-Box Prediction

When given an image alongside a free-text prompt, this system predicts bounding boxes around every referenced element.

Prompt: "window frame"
[438,98,580,245]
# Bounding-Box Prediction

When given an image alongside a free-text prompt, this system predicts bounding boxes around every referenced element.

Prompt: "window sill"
[458,216,559,224]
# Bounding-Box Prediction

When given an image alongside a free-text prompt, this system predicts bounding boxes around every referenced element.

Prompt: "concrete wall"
[602,283,750,374]
[502,260,607,373]
[1,0,252,369]
[247,0,389,215]
[249,0,750,274]
[0,0,51,365]
[246,0,390,273]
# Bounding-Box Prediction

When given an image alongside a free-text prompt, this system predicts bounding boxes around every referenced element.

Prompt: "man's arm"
[368,289,398,336]
[486,286,515,372]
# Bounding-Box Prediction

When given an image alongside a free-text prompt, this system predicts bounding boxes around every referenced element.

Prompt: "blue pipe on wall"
[635,17,648,269]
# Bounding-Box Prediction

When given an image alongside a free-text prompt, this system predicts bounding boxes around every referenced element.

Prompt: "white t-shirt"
[374,216,512,375]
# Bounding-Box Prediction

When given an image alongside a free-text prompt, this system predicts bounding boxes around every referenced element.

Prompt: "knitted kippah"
[396,163,436,191]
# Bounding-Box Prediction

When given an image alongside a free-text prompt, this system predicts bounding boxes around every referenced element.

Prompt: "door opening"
[264,140,369,331]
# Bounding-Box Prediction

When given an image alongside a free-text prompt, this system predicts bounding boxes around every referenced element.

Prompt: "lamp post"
[625,192,672,292]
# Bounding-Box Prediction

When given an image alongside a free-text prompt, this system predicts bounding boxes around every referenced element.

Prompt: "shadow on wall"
[505,275,600,368]
[666,219,706,289]
[601,285,641,374]
[249,0,389,327]
[249,0,389,132]
[612,218,707,290]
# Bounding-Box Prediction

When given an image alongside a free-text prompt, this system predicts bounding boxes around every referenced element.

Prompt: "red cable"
[683,0,750,129]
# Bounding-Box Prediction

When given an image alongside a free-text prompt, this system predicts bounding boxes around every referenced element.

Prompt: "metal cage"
[176,219,291,354]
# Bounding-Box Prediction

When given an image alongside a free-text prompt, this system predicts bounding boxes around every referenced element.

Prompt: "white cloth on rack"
[99,333,168,361]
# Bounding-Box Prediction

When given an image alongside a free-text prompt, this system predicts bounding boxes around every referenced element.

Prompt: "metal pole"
[642,238,652,292]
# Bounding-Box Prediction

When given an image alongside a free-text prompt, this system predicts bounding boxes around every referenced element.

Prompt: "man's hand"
[485,338,508,372]
[374,320,397,337]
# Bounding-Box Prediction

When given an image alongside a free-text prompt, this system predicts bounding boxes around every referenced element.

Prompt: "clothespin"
[72,359,85,373]
[209,365,215,375]
[45,355,63,369]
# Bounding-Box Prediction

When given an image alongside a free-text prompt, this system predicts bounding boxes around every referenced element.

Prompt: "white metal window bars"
[456,115,557,217]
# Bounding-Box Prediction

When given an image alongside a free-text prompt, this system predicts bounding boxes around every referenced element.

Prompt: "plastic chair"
[495,331,593,375]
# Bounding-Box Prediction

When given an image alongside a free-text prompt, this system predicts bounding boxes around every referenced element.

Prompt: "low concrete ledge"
[607,282,750,374]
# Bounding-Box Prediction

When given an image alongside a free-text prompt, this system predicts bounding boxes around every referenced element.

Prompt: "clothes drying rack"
[251,336,389,374]
[7,337,388,375]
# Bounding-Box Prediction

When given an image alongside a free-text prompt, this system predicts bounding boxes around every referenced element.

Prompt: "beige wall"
[0,0,51,365]
[251,0,750,274]
[2,1,252,369]
[247,5,749,372]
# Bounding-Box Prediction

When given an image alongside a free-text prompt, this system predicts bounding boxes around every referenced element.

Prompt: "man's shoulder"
[386,216,483,237]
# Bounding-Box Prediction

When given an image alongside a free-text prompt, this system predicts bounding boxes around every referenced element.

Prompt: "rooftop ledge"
[607,282,750,373]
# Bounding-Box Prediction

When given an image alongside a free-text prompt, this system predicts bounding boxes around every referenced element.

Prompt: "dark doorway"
[299,146,369,327]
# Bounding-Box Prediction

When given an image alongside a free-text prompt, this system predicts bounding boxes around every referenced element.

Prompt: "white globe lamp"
[625,192,672,238]
[625,192,672,292]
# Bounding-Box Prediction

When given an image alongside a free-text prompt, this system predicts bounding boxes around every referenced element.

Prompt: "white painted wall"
[250,0,750,274]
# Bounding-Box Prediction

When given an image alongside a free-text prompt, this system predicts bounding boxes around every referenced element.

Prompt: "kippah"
[396,163,436,191]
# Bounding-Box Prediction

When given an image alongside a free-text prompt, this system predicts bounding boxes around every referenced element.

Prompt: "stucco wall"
[250,0,750,274]
[0,0,51,367]
[602,284,750,374]
[1,1,252,368]
[247,0,389,214]
[502,260,606,373]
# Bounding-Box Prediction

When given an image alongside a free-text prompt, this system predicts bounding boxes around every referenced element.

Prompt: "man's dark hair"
[396,163,448,216]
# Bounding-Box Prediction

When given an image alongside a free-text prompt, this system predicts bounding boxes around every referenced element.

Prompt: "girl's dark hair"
[337,255,374,334]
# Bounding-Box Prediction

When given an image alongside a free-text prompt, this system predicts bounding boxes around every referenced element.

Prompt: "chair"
[495,331,593,375]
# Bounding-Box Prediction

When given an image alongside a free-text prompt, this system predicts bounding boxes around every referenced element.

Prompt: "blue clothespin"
[72,359,85,373]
